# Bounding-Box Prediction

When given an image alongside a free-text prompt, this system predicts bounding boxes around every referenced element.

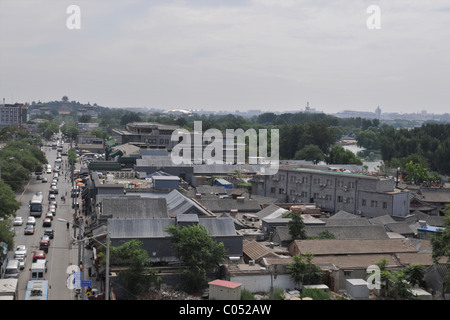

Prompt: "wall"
[229,273,294,293]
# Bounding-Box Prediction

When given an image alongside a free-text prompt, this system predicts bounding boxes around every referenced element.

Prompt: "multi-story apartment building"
[112,122,245,164]
[0,103,28,128]
[251,166,410,218]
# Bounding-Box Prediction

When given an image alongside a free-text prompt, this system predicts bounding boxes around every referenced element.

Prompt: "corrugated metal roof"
[109,218,175,238]
[199,217,237,236]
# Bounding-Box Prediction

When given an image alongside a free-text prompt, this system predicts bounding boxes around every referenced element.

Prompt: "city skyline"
[1,1,449,114]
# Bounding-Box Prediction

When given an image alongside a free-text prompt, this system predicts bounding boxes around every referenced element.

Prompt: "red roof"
[208,279,241,289]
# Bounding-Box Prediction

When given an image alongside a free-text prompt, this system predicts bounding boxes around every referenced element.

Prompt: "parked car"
[14,254,26,270]
[26,216,36,226]
[14,245,27,257]
[33,250,46,262]
[13,217,23,226]
[24,225,35,235]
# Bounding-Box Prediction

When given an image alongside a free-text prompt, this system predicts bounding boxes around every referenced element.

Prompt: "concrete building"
[112,122,179,149]
[0,103,28,128]
[251,166,410,218]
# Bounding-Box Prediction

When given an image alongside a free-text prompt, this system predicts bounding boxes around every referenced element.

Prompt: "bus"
[29,194,44,217]
[25,280,48,300]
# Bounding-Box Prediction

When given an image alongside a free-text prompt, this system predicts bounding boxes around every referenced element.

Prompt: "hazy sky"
[1,0,449,114]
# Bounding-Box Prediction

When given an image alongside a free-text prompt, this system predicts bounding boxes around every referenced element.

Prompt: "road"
[12,140,80,300]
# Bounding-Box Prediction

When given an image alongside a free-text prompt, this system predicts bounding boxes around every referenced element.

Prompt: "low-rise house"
[106,215,242,263]
[419,187,450,211]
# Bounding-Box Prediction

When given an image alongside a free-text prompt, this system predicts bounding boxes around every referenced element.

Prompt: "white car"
[26,216,36,226]
[13,217,23,226]
[14,245,27,257]
[14,254,26,270]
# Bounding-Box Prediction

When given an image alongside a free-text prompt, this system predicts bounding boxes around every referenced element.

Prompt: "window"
[383,202,387,209]
[337,196,343,203]
[279,188,285,194]
[371,200,378,208]
[270,187,275,193]
[362,199,367,206]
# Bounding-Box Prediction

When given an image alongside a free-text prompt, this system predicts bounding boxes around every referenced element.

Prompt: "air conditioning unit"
[344,186,348,191]
[249,260,255,266]
[356,210,362,215]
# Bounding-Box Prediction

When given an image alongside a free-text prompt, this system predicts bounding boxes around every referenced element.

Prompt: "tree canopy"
[166,224,226,293]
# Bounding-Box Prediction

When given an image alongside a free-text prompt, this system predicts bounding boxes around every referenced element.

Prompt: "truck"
[25,262,48,300]
[30,261,47,280]
[0,279,18,300]
[29,194,44,217]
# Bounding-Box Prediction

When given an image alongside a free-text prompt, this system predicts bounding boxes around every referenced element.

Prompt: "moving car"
[24,225,35,235]
[32,250,46,262]
[39,239,50,253]
[46,212,54,220]
[44,229,54,239]
[13,217,23,226]
[42,177,48,183]
[42,218,52,227]
[26,216,36,226]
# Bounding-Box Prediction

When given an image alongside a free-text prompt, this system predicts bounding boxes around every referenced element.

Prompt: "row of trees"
[0,137,47,191]
[356,123,450,175]
[0,134,47,257]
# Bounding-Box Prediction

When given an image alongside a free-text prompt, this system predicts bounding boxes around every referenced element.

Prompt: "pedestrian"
[66,222,69,230]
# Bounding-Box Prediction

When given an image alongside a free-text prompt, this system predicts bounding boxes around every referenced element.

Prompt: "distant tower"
[375,106,381,119]
[305,101,311,113]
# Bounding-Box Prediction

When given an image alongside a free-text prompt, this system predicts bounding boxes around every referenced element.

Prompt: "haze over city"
[1,0,449,114]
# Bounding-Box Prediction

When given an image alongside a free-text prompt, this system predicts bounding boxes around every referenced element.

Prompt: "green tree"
[99,239,156,299]
[326,145,363,165]
[287,212,307,240]
[403,264,425,287]
[0,220,15,258]
[78,114,92,123]
[0,179,21,219]
[430,206,450,290]
[166,224,226,293]
[404,161,429,185]
[286,253,322,287]
[294,144,325,164]
[37,121,59,140]
[120,112,142,125]
[68,148,77,166]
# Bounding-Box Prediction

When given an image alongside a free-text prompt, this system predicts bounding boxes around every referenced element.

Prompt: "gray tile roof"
[305,225,390,240]
[101,196,168,218]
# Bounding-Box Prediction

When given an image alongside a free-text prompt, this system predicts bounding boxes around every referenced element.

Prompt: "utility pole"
[105,221,110,300]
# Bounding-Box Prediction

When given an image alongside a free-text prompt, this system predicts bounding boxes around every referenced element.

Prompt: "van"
[4,260,20,279]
